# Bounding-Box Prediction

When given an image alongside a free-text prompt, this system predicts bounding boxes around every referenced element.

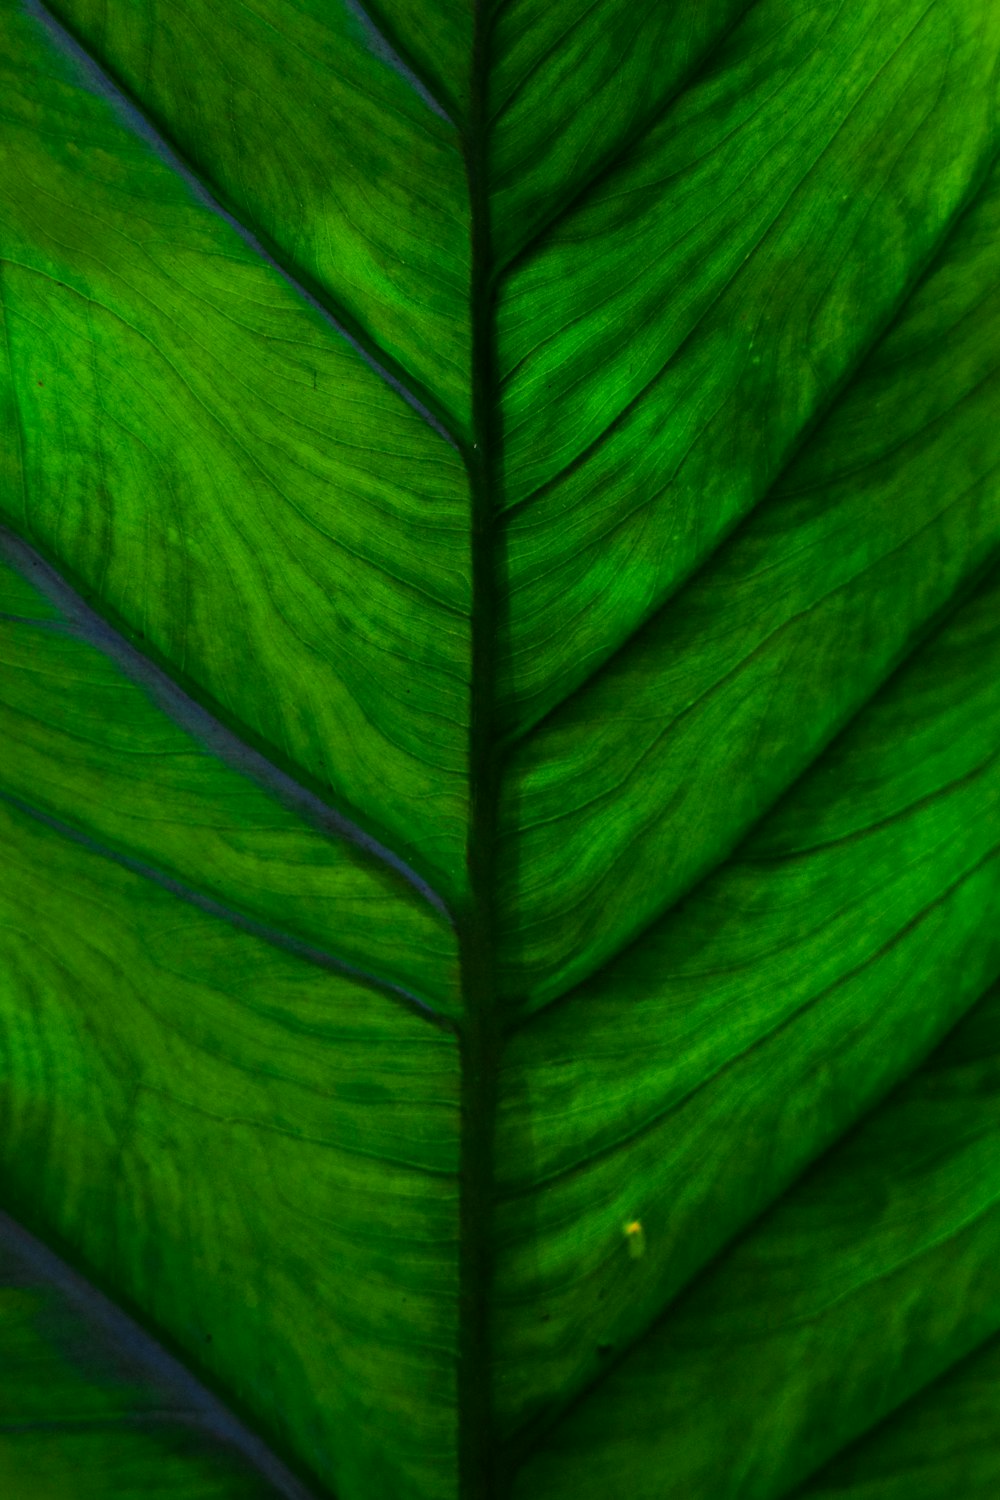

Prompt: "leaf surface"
[0,1211,312,1498]
[1,1,1000,1497]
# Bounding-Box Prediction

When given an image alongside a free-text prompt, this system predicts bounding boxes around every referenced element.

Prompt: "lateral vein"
[0,785,453,1030]
[25,0,460,448]
[503,142,1000,753]
[342,0,454,124]
[0,527,454,920]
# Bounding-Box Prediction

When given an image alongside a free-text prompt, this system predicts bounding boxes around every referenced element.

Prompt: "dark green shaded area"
[513,977,1000,1498]
[499,555,1000,1448]
[0,1213,307,1499]
[795,1335,1000,1498]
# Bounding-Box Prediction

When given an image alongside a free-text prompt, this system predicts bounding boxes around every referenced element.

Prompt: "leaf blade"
[0,0,473,899]
[0,532,459,1014]
[499,138,1000,1009]
[511,978,1000,1499]
[0,1211,314,1500]
[495,556,1000,1437]
[38,0,472,432]
[1,0,1000,1493]
[0,788,461,1499]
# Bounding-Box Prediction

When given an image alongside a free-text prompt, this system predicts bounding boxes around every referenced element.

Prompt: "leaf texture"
[1,0,999,1497]
[0,1211,312,1498]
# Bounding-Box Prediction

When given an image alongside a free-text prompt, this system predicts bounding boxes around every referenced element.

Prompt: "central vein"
[456,2,504,1497]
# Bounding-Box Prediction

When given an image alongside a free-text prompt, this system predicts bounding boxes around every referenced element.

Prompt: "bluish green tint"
[0,544,459,1013]
[0,785,460,1499]
[0,1212,306,1497]
[36,0,471,431]
[0,0,472,899]
[1,0,999,1497]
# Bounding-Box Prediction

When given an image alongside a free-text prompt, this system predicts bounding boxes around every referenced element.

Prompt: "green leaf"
[0,1211,310,1498]
[1,1,999,1498]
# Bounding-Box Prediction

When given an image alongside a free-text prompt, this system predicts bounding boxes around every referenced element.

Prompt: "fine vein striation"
[0,1211,319,1499]
[0,527,450,918]
[0,786,449,1027]
[28,0,458,446]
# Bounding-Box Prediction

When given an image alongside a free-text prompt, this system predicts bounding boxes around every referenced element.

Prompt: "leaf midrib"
[10,6,999,1498]
[454,4,504,1495]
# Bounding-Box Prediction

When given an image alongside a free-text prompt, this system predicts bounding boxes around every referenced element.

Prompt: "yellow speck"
[623,1219,645,1259]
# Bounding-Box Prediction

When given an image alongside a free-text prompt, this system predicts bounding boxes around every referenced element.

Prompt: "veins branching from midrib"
[455,4,505,1498]
[30,0,457,446]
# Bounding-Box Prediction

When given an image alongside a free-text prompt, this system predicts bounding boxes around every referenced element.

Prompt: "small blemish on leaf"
[623,1218,645,1259]
[596,1343,614,1358]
